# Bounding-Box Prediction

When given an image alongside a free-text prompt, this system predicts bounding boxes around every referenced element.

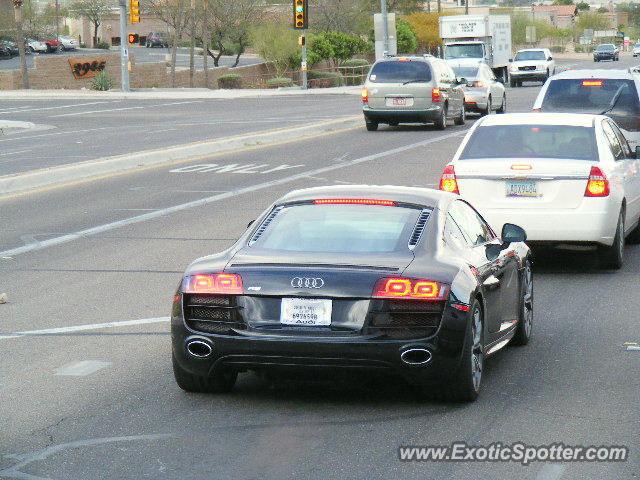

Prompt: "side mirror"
[547,56,553,61]
[501,223,527,245]
[457,77,467,85]
[508,58,513,62]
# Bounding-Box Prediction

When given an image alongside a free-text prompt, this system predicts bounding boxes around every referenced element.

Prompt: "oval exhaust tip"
[400,348,432,366]
[186,340,212,358]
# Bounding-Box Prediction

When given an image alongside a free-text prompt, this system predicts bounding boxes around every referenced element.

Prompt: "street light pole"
[118,0,130,91]
[55,0,60,41]
[381,0,389,55]
[13,0,29,89]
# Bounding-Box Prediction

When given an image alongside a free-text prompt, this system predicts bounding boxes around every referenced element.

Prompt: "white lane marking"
[49,100,203,118]
[54,360,111,376]
[0,129,466,258]
[535,463,565,480]
[0,434,172,479]
[169,163,304,174]
[0,101,113,115]
[0,317,170,340]
[626,345,640,351]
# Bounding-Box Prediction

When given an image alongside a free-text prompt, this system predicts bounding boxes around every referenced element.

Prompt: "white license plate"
[506,180,539,197]
[386,97,413,107]
[280,298,332,326]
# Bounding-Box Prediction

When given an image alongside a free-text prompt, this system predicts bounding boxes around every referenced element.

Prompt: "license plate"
[386,97,413,107]
[506,180,539,197]
[280,298,332,326]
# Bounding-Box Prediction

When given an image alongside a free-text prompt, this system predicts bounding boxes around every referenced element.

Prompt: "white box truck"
[439,15,512,82]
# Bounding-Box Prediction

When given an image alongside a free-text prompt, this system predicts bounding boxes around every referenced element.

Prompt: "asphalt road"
[0,55,638,480]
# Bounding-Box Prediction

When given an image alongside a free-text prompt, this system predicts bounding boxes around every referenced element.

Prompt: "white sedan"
[439,113,640,268]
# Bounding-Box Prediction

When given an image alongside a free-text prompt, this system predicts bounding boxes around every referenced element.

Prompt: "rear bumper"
[363,106,442,124]
[479,205,619,246]
[171,310,469,386]
[464,91,489,111]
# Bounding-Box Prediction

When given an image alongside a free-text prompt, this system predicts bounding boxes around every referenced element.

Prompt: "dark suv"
[593,44,619,62]
[146,32,169,48]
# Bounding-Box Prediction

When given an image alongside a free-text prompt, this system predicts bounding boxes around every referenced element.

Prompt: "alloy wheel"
[471,306,483,392]
[522,262,533,338]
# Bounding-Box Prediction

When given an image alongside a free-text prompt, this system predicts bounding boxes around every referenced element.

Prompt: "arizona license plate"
[506,180,539,197]
[386,97,413,107]
[280,298,332,326]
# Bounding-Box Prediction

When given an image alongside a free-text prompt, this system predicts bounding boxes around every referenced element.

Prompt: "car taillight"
[361,88,368,104]
[183,273,243,294]
[313,198,396,206]
[432,87,441,103]
[439,164,459,194]
[373,277,448,301]
[584,166,610,197]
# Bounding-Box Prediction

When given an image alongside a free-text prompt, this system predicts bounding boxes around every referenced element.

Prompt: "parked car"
[0,40,18,57]
[508,48,555,87]
[43,38,61,53]
[452,63,506,115]
[58,36,78,51]
[146,32,169,48]
[533,69,640,147]
[362,55,466,131]
[593,44,619,62]
[0,43,11,59]
[26,38,47,53]
[633,43,640,57]
[172,185,532,402]
[440,113,640,269]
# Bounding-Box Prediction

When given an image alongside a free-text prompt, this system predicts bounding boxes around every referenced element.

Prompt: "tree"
[148,0,190,86]
[576,1,590,11]
[396,19,418,54]
[552,0,574,5]
[404,12,444,52]
[251,22,299,77]
[577,11,610,33]
[70,0,113,47]
[312,0,369,34]
[596,6,609,13]
[206,0,258,67]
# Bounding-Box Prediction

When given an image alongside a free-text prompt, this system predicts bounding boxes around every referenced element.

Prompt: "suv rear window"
[369,61,432,84]
[541,79,640,131]
[514,51,546,61]
[459,125,598,161]
[252,204,422,253]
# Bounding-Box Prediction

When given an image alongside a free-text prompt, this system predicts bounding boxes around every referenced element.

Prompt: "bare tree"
[205,0,258,68]
[148,0,190,86]
[69,0,113,47]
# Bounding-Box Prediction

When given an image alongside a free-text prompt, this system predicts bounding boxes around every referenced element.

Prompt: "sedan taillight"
[584,166,610,197]
[183,273,243,294]
[439,164,460,194]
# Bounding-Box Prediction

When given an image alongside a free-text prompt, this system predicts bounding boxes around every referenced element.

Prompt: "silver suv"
[362,56,465,131]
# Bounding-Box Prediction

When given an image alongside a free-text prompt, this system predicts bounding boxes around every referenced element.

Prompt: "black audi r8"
[171,186,533,401]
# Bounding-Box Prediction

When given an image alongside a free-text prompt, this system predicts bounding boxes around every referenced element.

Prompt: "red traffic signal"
[128,33,139,45]
[293,0,308,30]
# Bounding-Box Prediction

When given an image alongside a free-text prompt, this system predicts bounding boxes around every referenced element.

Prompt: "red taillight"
[439,164,459,194]
[183,273,243,294]
[432,87,441,103]
[313,198,396,206]
[373,277,448,301]
[584,166,610,197]
[361,88,368,104]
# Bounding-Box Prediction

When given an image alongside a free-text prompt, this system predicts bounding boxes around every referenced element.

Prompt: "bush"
[307,70,344,88]
[266,77,294,88]
[338,58,370,86]
[341,58,369,68]
[549,45,565,53]
[90,71,113,91]
[397,19,419,54]
[96,40,111,50]
[251,23,299,77]
[217,73,242,89]
[308,31,371,66]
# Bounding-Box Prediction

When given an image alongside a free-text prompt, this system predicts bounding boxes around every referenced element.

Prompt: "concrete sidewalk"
[0,86,361,100]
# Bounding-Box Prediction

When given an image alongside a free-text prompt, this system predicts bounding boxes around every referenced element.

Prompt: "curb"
[0,115,363,197]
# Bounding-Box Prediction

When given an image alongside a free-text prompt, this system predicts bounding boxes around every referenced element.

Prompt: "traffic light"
[293,0,308,30]
[128,33,139,45]
[130,0,140,24]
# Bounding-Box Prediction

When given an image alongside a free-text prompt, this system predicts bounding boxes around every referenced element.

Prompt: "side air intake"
[408,209,431,250]
[248,206,283,246]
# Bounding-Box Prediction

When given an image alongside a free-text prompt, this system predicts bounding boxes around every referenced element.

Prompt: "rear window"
[459,125,598,161]
[252,204,423,253]
[541,79,640,131]
[514,51,546,61]
[452,67,479,79]
[369,61,432,84]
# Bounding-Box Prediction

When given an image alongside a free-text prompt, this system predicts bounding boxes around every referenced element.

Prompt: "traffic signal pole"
[301,35,307,90]
[118,0,130,92]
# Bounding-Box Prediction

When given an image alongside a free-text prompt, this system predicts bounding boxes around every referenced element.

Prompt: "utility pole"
[301,34,307,90]
[55,0,60,41]
[203,0,209,88]
[13,0,29,89]
[381,0,389,54]
[189,0,195,87]
[118,0,130,91]
[465,0,469,14]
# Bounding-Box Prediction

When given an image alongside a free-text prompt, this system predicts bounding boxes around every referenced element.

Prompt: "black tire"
[512,259,533,346]
[626,218,640,244]
[481,96,492,116]
[434,106,447,130]
[365,121,378,131]
[497,94,506,114]
[510,77,517,88]
[172,354,237,393]
[600,209,625,269]
[438,300,484,402]
[454,105,465,125]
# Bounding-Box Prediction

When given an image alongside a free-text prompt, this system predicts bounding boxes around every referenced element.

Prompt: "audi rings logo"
[291,277,325,289]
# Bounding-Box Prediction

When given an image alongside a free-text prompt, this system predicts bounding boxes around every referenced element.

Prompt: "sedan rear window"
[459,125,598,161]
[369,61,432,84]
[252,204,423,253]
[452,67,479,79]
[541,79,640,131]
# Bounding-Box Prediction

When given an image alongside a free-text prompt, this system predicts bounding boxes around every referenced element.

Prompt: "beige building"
[532,4,578,29]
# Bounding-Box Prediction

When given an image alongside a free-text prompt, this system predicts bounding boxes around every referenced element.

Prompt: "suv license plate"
[386,97,413,107]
